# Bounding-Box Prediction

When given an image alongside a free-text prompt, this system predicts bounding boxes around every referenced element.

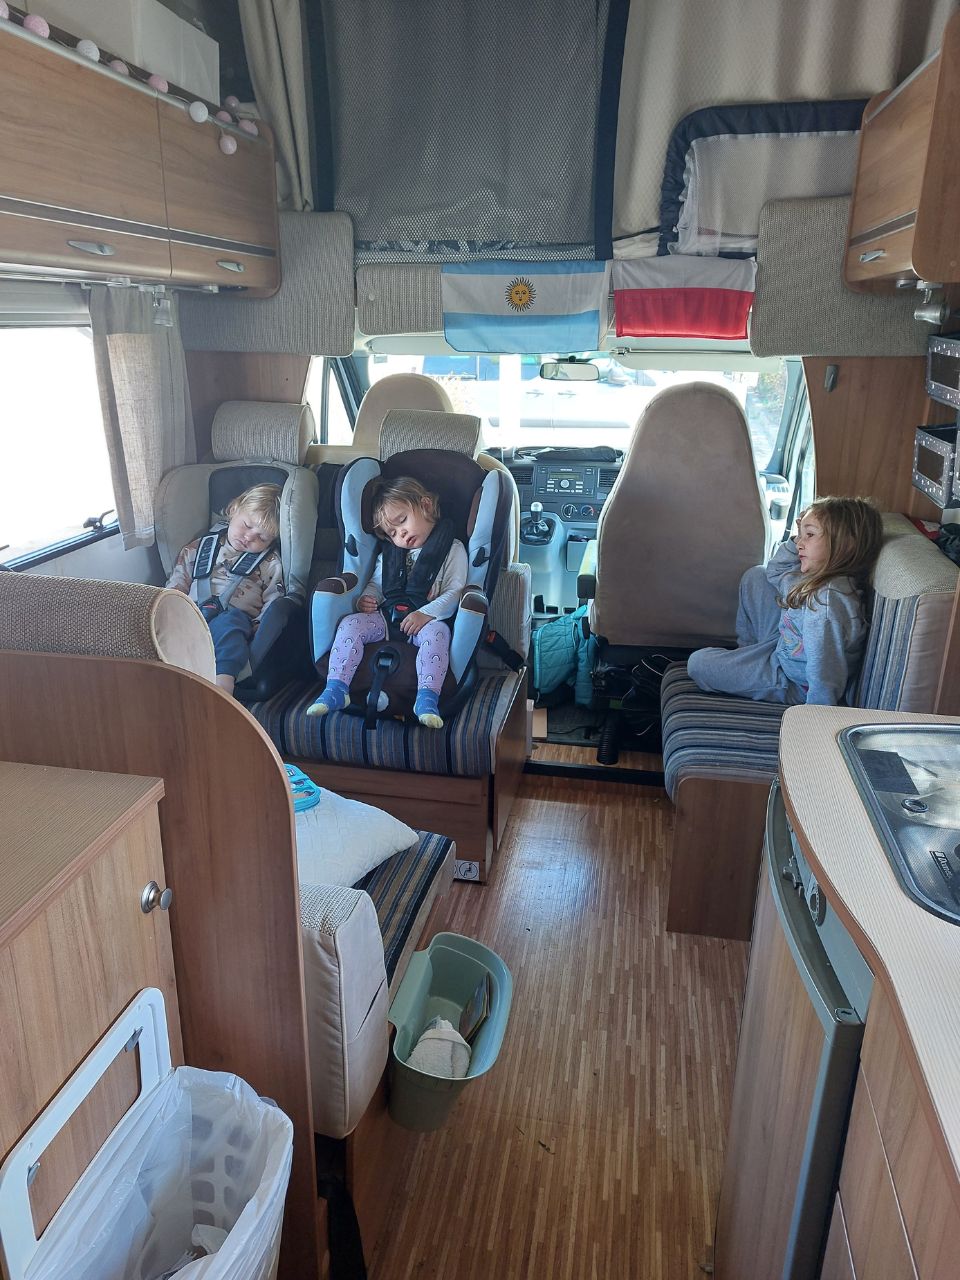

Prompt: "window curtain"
[313,0,621,263]
[89,288,195,550]
[238,0,315,211]
[613,0,959,254]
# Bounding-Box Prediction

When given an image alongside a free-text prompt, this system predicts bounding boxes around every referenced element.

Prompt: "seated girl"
[307,477,467,729]
[165,482,284,696]
[687,496,883,706]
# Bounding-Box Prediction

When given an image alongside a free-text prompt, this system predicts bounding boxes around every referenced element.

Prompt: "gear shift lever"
[529,501,548,534]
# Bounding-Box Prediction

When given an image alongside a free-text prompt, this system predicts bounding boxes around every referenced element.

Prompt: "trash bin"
[388,932,513,1131]
[0,989,293,1280]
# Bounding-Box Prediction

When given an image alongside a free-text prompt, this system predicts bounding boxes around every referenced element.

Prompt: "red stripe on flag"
[614,286,753,340]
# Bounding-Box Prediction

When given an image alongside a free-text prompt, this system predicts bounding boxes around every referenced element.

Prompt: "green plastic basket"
[387,932,513,1131]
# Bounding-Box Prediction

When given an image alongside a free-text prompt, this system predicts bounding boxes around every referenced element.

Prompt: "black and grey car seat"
[310,410,515,724]
[155,400,319,699]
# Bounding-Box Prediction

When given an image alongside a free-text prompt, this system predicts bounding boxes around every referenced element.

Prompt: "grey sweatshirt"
[765,540,867,705]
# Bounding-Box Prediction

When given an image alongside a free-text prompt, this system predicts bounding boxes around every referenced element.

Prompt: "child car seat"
[154,400,320,699]
[311,417,514,725]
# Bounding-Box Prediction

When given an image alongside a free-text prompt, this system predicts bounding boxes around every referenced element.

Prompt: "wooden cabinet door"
[158,100,279,289]
[821,1195,857,1280]
[0,794,181,1235]
[0,28,170,280]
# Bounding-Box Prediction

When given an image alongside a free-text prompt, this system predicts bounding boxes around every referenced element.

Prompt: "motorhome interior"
[2,1,960,1277]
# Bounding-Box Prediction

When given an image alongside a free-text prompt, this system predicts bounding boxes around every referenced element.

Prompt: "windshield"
[357,353,790,468]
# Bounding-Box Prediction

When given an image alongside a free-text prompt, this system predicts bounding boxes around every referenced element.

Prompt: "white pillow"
[295,788,418,887]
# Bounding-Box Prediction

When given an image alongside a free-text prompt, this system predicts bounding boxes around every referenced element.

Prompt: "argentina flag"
[441,261,611,353]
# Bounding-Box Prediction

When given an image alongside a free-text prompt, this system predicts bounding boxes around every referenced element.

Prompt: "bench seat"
[662,514,959,940]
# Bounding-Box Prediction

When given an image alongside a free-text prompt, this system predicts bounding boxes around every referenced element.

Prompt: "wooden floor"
[370,753,749,1279]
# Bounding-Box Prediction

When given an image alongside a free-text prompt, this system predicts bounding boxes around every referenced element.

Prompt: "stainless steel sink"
[838,725,960,925]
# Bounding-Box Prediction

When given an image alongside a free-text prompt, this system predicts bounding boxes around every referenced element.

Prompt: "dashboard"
[500,450,623,525]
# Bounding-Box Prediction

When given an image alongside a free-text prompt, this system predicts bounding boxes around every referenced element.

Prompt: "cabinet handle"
[66,239,117,257]
[140,880,173,913]
[216,259,245,273]
[859,248,886,263]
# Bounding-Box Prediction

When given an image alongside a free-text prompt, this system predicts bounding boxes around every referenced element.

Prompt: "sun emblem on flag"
[505,277,536,311]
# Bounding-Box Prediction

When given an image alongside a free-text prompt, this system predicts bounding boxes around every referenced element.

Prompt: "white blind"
[0,283,90,327]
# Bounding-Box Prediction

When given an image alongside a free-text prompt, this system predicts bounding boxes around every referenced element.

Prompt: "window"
[0,326,116,564]
[352,351,792,471]
[304,357,354,445]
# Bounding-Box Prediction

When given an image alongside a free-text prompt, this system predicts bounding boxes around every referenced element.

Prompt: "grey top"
[766,540,867,705]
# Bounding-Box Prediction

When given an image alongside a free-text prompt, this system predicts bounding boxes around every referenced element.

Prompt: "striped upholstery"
[358,829,454,984]
[379,408,481,459]
[248,671,520,776]
[662,517,958,800]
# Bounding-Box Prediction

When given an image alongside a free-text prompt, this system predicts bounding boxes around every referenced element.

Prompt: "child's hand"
[400,609,432,635]
[357,595,379,613]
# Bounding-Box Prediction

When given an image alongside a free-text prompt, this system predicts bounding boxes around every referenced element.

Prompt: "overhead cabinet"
[845,10,960,290]
[0,23,278,291]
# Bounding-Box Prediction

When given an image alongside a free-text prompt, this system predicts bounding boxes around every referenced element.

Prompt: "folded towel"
[406,1017,471,1078]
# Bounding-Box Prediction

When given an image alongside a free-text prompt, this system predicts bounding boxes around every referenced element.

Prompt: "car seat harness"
[191,527,275,621]
[379,517,456,631]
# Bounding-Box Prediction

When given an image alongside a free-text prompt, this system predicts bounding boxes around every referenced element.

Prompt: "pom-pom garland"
[238,119,259,137]
[109,58,130,75]
[224,94,240,110]
[0,2,10,21]
[215,109,232,123]
[23,13,50,37]
[147,73,169,92]
[76,38,99,61]
[218,134,237,155]
[188,100,209,123]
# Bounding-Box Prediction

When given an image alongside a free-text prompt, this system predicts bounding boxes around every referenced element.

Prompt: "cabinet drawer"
[840,1073,917,1279]
[0,28,166,228]
[844,222,917,287]
[169,240,278,290]
[821,1195,856,1280]
[159,101,278,252]
[0,209,171,280]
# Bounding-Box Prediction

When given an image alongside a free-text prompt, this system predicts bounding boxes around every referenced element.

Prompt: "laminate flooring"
[370,756,749,1279]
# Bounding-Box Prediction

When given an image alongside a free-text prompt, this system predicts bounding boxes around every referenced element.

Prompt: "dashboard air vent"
[599,468,619,490]
[511,465,534,486]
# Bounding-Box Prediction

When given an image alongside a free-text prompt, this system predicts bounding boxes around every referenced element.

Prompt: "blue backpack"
[532,605,597,707]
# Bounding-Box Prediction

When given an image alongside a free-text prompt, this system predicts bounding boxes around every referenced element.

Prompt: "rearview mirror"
[539,359,599,382]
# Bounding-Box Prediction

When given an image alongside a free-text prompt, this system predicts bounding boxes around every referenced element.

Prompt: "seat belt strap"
[484,628,525,672]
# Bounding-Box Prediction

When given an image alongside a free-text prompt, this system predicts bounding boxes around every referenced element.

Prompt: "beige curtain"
[238,0,315,211]
[613,0,959,251]
[89,287,195,550]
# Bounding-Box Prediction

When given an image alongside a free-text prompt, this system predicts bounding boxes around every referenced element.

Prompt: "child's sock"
[414,688,443,729]
[306,679,350,717]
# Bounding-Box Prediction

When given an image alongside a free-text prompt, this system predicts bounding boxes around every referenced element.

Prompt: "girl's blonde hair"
[782,496,884,611]
[226,482,282,540]
[371,476,440,537]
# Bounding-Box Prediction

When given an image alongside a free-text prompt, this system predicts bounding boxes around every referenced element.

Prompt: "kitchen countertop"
[779,704,960,1190]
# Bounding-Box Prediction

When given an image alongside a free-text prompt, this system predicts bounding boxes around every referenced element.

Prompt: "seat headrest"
[380,408,481,460]
[0,574,216,680]
[361,450,485,546]
[352,374,454,452]
[211,401,315,465]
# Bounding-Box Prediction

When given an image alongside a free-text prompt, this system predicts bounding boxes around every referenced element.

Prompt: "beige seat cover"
[590,382,767,648]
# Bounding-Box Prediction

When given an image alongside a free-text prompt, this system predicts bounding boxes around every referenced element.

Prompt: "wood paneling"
[159,101,277,249]
[714,865,827,1279]
[185,352,311,458]
[0,28,166,226]
[368,771,748,1280]
[840,1074,917,1279]
[0,210,171,280]
[492,671,528,851]
[0,766,180,1236]
[861,988,960,1278]
[0,653,320,1280]
[803,356,942,517]
[822,1195,857,1280]
[666,776,768,941]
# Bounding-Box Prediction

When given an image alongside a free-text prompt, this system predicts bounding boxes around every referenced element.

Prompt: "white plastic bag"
[25,1067,292,1280]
